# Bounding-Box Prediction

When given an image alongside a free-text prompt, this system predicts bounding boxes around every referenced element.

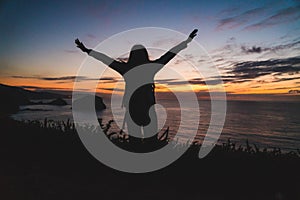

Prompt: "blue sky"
[0,0,299,95]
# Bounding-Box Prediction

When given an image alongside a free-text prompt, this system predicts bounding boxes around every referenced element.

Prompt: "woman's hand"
[186,29,198,43]
[75,38,89,53]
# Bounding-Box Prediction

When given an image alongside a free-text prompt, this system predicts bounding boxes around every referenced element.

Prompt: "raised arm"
[75,39,124,75]
[155,29,198,65]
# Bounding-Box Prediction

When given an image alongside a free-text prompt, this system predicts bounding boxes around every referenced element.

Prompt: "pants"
[124,105,158,138]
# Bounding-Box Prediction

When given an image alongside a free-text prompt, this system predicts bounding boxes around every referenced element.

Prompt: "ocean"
[11,98,300,152]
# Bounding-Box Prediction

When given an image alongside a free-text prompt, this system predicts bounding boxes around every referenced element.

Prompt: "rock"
[0,83,68,114]
[48,98,68,106]
[0,84,30,114]
[72,95,106,112]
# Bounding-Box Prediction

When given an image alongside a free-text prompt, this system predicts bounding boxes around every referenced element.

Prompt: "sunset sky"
[0,0,300,100]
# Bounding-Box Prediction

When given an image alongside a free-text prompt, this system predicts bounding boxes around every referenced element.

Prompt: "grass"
[0,117,300,200]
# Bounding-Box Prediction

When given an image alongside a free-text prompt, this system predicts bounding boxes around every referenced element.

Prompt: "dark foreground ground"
[0,117,299,200]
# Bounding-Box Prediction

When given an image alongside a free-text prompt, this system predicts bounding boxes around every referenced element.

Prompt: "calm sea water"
[11,98,300,151]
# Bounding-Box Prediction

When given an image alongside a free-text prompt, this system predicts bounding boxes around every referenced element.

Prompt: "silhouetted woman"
[75,29,197,142]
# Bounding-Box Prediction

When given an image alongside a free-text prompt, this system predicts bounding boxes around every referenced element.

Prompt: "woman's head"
[128,44,149,65]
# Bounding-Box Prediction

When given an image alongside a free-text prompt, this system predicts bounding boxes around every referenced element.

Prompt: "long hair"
[127,44,149,66]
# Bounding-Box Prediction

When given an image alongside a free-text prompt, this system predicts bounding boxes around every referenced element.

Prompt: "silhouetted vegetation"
[1,117,300,200]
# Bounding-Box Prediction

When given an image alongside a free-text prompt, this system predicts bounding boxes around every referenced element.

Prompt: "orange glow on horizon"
[0,76,299,97]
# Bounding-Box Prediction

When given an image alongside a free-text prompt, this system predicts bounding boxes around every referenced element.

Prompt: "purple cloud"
[244,6,300,30]
[216,7,266,30]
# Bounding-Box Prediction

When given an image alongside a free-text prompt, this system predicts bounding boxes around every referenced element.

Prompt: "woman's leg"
[143,105,158,138]
[125,109,143,141]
